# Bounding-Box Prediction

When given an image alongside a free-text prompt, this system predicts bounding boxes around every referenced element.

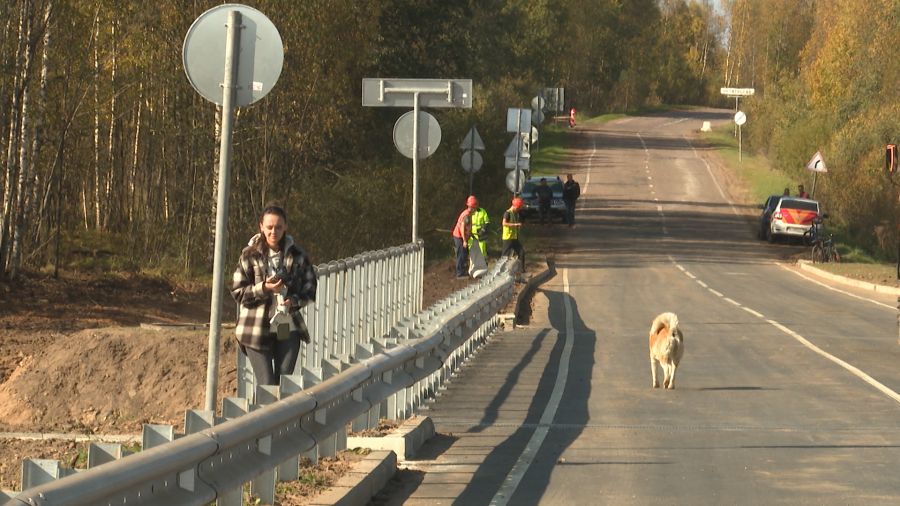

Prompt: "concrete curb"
[346,415,435,461]
[515,259,556,325]
[308,450,397,506]
[797,260,900,295]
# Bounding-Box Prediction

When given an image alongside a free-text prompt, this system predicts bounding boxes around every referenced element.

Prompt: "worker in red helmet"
[452,195,478,279]
[501,197,525,272]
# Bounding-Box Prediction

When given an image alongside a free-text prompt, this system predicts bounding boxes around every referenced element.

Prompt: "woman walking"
[231,205,317,386]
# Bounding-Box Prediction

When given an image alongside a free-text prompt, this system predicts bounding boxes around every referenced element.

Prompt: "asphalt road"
[384,109,899,505]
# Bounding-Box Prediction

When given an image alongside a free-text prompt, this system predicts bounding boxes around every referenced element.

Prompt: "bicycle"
[811,233,840,263]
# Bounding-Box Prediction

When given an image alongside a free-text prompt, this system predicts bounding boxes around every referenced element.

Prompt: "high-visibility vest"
[502,208,520,240]
[471,208,489,238]
[452,209,471,239]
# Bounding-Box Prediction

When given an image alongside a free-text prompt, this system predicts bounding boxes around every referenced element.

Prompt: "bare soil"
[0,256,540,493]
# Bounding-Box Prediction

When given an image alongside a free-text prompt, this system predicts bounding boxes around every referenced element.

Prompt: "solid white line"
[491,269,575,506]
[767,320,900,405]
[684,135,740,217]
[777,263,893,310]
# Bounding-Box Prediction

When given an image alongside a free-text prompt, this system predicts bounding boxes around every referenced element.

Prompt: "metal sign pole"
[412,92,420,242]
[468,141,475,194]
[514,109,522,196]
[204,10,241,412]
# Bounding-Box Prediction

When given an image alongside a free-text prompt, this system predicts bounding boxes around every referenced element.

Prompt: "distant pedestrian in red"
[569,107,576,128]
[797,184,809,198]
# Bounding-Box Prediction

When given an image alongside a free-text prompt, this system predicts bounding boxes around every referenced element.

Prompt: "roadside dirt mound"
[0,327,236,434]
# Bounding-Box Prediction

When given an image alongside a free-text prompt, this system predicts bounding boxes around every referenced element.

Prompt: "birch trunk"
[1,0,27,273]
[128,80,142,225]
[91,8,101,230]
[11,0,51,277]
[103,19,117,231]
[8,0,36,279]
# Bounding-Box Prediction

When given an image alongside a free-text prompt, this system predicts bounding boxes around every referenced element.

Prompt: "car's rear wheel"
[766,227,775,243]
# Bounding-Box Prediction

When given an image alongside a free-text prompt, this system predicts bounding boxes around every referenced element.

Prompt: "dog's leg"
[667,364,677,390]
[662,362,671,389]
[650,356,659,388]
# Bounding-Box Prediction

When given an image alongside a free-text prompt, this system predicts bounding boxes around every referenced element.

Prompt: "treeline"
[726,0,899,258]
[0,0,725,279]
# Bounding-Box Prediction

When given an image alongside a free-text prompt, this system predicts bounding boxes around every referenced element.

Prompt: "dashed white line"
[697,281,708,288]
[742,307,764,318]
[723,297,741,306]
[708,288,724,297]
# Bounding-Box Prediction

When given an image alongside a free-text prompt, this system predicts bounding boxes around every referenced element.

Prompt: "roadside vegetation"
[0,0,894,285]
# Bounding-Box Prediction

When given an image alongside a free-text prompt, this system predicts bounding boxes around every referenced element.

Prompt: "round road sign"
[734,111,747,126]
[461,150,483,173]
[531,95,545,111]
[183,4,284,107]
[393,111,442,159]
[506,170,526,193]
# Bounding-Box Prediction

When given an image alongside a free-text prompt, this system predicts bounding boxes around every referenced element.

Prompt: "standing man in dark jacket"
[563,173,581,226]
[534,178,554,225]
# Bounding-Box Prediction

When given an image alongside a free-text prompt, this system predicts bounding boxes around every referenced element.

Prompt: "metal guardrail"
[237,241,425,399]
[6,256,517,505]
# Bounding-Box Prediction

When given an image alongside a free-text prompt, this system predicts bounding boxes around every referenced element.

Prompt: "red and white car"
[761,196,820,242]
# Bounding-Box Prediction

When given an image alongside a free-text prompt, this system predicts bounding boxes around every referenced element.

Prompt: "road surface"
[381,109,899,505]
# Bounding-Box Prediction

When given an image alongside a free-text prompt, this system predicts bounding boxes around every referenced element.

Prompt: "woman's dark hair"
[259,204,287,224]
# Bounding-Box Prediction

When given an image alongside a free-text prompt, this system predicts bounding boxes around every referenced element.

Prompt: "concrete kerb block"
[796,260,900,295]
[345,415,435,461]
[515,259,556,326]
[307,450,397,506]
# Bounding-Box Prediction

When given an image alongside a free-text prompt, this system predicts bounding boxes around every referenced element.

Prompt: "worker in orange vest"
[452,196,478,279]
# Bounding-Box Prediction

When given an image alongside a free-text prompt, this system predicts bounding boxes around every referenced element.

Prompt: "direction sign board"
[183,4,284,107]
[506,108,532,133]
[505,157,530,171]
[362,78,473,108]
[720,87,755,97]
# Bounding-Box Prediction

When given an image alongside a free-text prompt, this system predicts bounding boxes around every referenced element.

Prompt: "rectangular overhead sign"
[506,108,531,133]
[720,87,755,96]
[362,78,473,108]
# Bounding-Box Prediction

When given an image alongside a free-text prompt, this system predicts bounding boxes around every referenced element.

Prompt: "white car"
[765,197,820,242]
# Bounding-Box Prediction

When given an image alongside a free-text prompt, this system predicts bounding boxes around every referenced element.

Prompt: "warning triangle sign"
[806,151,827,172]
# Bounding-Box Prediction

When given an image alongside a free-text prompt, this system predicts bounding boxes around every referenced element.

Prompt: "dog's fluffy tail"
[650,312,679,336]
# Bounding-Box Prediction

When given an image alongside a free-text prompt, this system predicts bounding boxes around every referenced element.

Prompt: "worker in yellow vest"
[469,202,490,258]
[501,197,525,272]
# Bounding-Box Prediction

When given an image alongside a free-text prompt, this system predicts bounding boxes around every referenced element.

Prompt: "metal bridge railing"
[7,254,517,506]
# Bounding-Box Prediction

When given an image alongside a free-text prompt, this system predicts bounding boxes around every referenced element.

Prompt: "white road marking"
[697,281,708,288]
[684,135,740,217]
[767,320,900,405]
[491,268,575,505]
[776,263,893,309]
[742,307,764,318]
[673,261,900,406]
[708,289,724,297]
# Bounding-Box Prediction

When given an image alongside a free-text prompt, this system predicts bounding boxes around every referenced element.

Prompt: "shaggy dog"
[649,312,684,389]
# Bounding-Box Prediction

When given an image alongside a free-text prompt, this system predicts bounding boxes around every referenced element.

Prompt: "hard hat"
[512,197,523,209]
[466,195,478,207]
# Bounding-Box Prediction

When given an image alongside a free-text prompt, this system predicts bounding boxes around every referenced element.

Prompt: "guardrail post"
[21,459,75,490]
[277,376,304,482]
[250,386,279,505]
[222,396,250,419]
[185,409,218,434]
[143,423,175,449]
[87,442,129,468]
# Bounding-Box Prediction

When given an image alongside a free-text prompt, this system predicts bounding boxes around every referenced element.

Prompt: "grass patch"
[701,124,793,202]
[529,124,569,176]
